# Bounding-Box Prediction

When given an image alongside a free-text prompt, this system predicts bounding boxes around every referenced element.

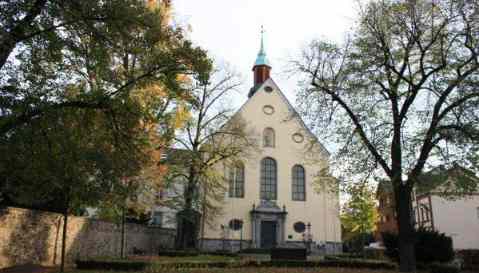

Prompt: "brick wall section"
[0,207,175,269]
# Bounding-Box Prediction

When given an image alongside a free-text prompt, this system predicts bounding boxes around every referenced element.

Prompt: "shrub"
[456,249,479,270]
[416,228,454,263]
[157,250,199,256]
[429,263,460,273]
[75,260,149,271]
[381,231,399,261]
[342,233,375,253]
[238,248,270,254]
[363,248,387,260]
[153,258,396,270]
[382,228,454,264]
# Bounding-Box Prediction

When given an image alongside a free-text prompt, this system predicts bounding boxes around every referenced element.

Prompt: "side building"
[375,165,479,250]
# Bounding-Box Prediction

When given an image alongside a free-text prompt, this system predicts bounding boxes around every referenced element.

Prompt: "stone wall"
[0,207,175,269]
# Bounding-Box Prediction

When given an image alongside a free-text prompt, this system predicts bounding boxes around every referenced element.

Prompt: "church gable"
[234,78,329,160]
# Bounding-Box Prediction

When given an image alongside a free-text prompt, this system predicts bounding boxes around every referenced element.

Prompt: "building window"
[228,162,245,198]
[293,222,306,233]
[260,157,277,200]
[263,128,275,147]
[292,165,306,201]
[151,211,163,227]
[229,219,243,231]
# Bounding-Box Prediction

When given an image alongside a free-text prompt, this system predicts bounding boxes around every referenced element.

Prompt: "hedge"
[429,263,460,273]
[75,260,149,271]
[76,258,397,271]
[456,249,479,270]
[238,248,271,254]
[382,229,454,263]
[157,250,199,257]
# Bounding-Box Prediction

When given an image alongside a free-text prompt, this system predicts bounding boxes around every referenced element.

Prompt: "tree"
[294,0,479,271]
[341,183,378,253]
[1,1,212,269]
[0,99,148,271]
[165,68,256,249]
[0,0,211,137]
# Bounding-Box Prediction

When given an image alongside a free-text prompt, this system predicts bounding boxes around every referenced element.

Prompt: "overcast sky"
[174,0,359,106]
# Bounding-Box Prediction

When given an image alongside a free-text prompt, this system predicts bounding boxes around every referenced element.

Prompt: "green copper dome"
[254,27,270,67]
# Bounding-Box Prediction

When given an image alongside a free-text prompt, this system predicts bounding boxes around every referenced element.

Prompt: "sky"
[174,0,359,106]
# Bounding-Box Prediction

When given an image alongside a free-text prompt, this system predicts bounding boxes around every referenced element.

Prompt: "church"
[155,31,341,254]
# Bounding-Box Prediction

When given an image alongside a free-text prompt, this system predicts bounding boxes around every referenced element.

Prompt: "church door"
[260,221,277,248]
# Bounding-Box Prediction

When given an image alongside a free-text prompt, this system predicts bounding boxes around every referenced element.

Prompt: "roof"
[416,164,479,195]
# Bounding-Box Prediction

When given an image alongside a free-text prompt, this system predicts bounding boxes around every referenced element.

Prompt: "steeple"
[249,26,272,98]
[254,26,270,67]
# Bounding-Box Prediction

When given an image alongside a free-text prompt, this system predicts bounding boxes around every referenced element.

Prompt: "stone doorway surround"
[250,200,287,248]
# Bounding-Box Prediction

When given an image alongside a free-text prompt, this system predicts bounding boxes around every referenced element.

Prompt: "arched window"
[228,162,244,198]
[263,128,275,147]
[261,157,277,200]
[292,165,306,201]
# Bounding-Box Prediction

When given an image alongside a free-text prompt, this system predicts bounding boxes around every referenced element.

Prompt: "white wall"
[431,195,479,249]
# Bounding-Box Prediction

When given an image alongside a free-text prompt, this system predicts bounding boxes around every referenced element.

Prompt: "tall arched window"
[292,165,306,201]
[228,162,244,198]
[263,128,275,147]
[261,157,277,200]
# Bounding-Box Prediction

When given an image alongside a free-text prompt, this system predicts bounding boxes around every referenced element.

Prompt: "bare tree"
[293,0,479,271]
[164,67,256,249]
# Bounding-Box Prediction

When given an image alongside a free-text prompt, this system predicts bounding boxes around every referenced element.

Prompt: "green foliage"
[342,233,375,253]
[0,100,148,213]
[382,229,454,264]
[429,264,460,273]
[76,259,149,271]
[0,0,212,137]
[341,184,378,242]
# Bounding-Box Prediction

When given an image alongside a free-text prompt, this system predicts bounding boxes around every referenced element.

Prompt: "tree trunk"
[60,210,68,273]
[178,166,196,249]
[120,207,125,259]
[395,184,416,272]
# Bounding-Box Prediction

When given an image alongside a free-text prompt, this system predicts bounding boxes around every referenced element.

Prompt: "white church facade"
[154,33,342,253]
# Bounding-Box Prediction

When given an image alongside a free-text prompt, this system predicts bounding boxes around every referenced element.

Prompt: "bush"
[75,260,149,271]
[363,248,387,260]
[238,248,271,254]
[342,233,375,253]
[429,263,460,273]
[416,229,454,263]
[382,231,399,261]
[382,228,454,264]
[456,249,479,270]
[157,250,199,256]
[154,259,396,270]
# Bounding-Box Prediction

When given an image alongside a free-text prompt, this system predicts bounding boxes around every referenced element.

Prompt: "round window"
[264,86,273,93]
[263,105,275,115]
[292,133,304,143]
[229,219,243,231]
[293,221,306,233]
